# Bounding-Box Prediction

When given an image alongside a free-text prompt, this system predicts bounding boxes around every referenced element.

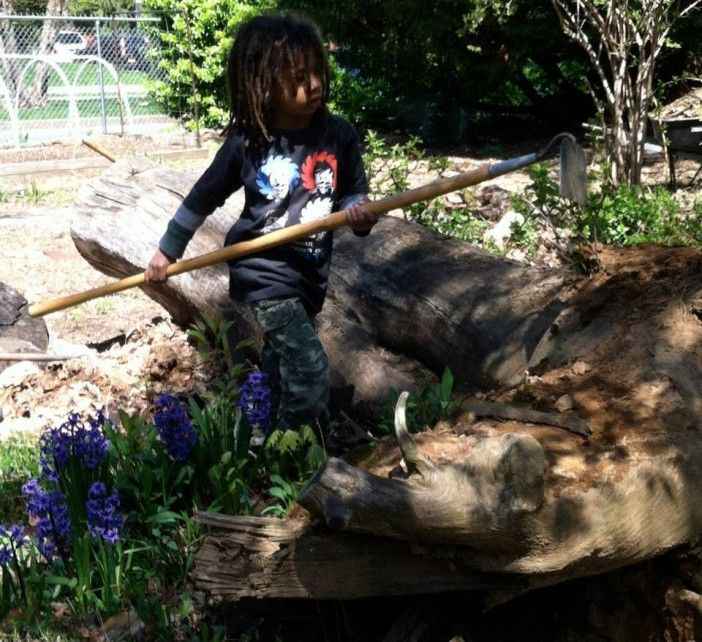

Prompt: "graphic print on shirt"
[301,152,337,195]
[257,155,300,234]
[294,151,339,262]
[256,155,300,201]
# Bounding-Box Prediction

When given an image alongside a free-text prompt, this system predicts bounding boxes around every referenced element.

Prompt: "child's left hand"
[346,197,379,232]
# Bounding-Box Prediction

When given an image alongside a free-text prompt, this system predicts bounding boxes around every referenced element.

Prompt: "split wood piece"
[0,352,74,362]
[82,138,117,162]
[297,392,545,550]
[459,398,592,437]
[192,512,520,601]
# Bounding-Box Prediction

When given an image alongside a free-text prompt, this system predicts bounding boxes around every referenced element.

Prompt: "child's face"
[270,53,322,129]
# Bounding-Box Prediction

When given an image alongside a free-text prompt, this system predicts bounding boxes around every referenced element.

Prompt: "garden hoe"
[28,132,587,318]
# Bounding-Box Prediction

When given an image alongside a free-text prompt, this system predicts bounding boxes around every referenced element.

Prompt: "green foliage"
[141,0,274,130]
[380,368,458,434]
[265,424,326,482]
[67,0,134,14]
[188,314,250,394]
[278,0,591,129]
[362,129,425,194]
[0,433,39,482]
[261,474,299,518]
[328,55,393,128]
[513,163,702,250]
[362,130,491,244]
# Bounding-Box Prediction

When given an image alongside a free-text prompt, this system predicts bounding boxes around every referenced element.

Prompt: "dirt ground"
[1,132,701,440]
[1,130,702,641]
[0,135,218,436]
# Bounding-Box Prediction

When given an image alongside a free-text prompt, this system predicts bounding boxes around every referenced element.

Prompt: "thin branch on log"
[459,398,592,437]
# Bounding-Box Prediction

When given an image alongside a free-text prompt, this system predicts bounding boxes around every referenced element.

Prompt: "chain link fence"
[0,13,193,148]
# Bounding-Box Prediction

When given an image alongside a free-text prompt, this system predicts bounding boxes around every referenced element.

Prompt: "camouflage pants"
[251,297,329,430]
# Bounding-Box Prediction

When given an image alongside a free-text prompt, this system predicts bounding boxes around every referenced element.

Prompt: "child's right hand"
[145,249,173,283]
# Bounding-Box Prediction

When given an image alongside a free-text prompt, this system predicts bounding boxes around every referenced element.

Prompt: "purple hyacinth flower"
[22,480,72,560]
[237,370,272,434]
[38,408,111,481]
[86,481,123,544]
[154,394,198,462]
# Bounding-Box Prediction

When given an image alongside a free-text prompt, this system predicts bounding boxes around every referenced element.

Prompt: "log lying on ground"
[191,239,702,600]
[0,282,49,374]
[72,160,702,602]
[194,385,702,601]
[71,159,572,415]
[192,512,523,600]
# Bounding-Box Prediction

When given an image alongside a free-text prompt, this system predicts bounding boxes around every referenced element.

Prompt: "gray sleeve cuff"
[158,219,194,260]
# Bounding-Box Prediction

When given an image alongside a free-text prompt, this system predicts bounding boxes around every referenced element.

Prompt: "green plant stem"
[9,543,27,606]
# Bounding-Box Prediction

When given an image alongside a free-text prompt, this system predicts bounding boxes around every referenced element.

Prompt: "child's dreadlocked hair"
[224,12,330,142]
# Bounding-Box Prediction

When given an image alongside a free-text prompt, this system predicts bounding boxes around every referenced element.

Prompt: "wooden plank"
[193,526,519,601]
[0,147,210,178]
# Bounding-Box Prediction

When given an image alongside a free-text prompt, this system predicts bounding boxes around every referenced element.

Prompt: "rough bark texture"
[72,161,702,608]
[0,282,49,373]
[71,159,572,416]
[192,512,522,601]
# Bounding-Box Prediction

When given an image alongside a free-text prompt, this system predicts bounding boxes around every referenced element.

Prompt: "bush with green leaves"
[141,0,274,130]
[513,163,702,253]
[362,130,494,245]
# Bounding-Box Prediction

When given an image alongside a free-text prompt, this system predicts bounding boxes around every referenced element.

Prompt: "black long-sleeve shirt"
[159,113,369,313]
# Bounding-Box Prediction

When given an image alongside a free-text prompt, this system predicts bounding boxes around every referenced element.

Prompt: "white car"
[52,30,86,59]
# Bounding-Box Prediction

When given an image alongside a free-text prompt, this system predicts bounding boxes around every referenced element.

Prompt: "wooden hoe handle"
[28,164,496,318]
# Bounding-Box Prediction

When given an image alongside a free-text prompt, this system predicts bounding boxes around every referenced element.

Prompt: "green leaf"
[439,368,454,402]
[146,510,182,525]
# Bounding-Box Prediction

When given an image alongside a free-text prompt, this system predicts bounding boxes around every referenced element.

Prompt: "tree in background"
[115,0,700,147]
[141,0,273,130]
[552,0,702,186]
[278,0,593,138]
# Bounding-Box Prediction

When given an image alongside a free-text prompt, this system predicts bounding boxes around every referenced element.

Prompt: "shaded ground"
[1,132,702,640]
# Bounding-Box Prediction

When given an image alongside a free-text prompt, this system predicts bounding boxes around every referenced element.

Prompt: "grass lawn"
[20,61,150,87]
[0,95,161,121]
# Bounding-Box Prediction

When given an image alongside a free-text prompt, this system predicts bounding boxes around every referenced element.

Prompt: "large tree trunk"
[71,159,702,604]
[71,159,572,415]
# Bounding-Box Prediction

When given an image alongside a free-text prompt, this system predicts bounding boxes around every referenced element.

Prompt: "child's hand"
[346,197,379,232]
[145,249,173,283]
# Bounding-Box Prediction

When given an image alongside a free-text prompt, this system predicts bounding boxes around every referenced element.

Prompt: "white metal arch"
[3,53,81,137]
[72,54,134,125]
[0,72,20,146]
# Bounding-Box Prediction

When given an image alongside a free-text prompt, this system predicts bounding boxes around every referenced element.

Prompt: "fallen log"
[71,159,573,416]
[0,282,49,374]
[71,160,702,604]
[194,384,702,600]
[192,512,521,601]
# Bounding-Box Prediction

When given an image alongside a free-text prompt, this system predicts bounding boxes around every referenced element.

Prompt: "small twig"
[460,398,592,437]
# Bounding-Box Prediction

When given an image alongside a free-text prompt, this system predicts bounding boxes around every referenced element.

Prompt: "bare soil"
[0,134,217,436]
[1,132,702,642]
[0,132,700,441]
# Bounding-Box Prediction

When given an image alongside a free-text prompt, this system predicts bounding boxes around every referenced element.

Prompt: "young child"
[145,11,378,437]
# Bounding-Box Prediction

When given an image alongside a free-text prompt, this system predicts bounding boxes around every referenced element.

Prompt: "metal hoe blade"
[559,137,587,205]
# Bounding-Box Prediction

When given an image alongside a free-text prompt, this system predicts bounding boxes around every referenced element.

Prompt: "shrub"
[513,162,702,252]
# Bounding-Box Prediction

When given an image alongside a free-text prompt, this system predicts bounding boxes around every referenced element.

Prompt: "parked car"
[79,30,152,71]
[52,30,86,59]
